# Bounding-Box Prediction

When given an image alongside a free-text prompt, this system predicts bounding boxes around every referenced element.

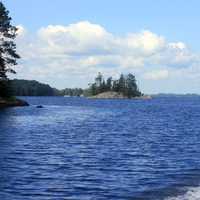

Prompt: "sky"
[3,0,200,93]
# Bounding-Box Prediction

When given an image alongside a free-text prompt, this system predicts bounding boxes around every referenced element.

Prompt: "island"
[85,72,151,99]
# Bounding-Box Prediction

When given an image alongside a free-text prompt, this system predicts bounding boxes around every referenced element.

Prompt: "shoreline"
[87,91,152,100]
[0,97,29,108]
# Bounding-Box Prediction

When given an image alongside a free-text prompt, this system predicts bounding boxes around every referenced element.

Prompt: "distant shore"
[0,97,29,108]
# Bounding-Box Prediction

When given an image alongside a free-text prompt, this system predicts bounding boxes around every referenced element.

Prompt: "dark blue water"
[1,97,200,200]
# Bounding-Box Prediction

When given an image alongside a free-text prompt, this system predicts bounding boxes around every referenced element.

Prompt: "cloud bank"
[14,21,200,93]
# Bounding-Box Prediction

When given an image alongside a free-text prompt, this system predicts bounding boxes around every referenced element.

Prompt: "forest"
[10,79,84,97]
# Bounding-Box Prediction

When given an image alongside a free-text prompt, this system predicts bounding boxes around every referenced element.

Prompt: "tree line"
[87,72,142,98]
[10,79,60,96]
[10,79,84,97]
[60,88,83,97]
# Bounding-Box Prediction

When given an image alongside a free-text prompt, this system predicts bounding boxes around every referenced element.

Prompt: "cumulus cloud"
[13,21,200,92]
[125,30,165,54]
[143,69,169,80]
[37,21,115,55]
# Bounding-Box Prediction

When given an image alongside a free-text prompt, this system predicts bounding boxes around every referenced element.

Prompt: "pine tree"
[106,77,112,91]
[0,2,20,97]
[118,74,126,94]
[112,80,119,92]
[125,73,141,98]
[100,79,106,93]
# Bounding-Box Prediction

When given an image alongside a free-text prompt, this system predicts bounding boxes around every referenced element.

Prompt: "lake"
[0,96,200,200]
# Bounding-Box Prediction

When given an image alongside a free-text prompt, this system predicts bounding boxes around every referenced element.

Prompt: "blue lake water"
[1,96,200,200]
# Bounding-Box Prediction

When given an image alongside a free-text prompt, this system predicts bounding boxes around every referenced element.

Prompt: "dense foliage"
[10,79,84,97]
[11,79,60,96]
[0,2,20,97]
[60,88,84,97]
[87,73,142,98]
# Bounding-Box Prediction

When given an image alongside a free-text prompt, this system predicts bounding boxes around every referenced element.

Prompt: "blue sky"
[3,0,200,93]
[4,0,200,49]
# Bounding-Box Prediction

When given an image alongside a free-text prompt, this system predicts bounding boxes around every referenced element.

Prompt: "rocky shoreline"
[88,91,152,99]
[0,97,29,108]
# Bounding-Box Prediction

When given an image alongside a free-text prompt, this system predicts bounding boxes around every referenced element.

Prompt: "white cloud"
[16,25,27,37]
[143,69,169,80]
[125,30,165,54]
[13,21,200,92]
[37,21,114,55]
[169,42,186,50]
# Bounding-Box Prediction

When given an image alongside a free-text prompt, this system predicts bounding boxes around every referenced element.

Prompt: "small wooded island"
[85,72,149,99]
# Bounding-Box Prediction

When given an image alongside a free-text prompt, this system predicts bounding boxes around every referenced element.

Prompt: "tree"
[0,2,20,97]
[100,79,106,93]
[106,77,112,91]
[95,72,103,88]
[118,74,126,94]
[89,83,97,96]
[112,80,119,92]
[125,73,141,98]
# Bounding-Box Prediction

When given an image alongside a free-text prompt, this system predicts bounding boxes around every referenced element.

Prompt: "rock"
[88,91,152,100]
[133,95,152,100]
[15,99,29,106]
[0,98,29,108]
[88,91,125,99]
[36,105,43,108]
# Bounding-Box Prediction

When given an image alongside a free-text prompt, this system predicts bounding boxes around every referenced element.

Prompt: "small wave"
[165,186,200,200]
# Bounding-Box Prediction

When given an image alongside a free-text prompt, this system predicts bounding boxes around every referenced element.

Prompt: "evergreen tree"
[94,72,103,94]
[112,80,119,92]
[125,73,141,98]
[90,83,97,96]
[100,79,106,93]
[106,77,112,91]
[118,74,126,94]
[0,2,20,97]
[95,72,103,87]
